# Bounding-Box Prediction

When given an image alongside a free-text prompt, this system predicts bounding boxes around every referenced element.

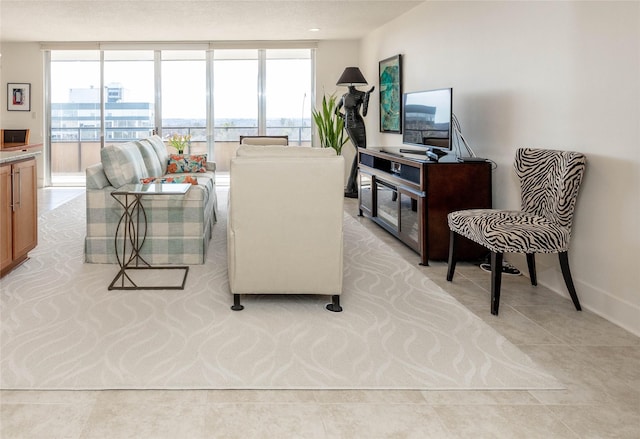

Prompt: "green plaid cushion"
[101,142,149,187]
[143,135,170,175]
[85,163,111,190]
[136,140,164,177]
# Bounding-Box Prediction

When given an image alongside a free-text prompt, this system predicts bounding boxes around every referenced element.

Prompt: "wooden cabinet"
[1,157,38,276]
[0,164,12,269]
[358,148,492,265]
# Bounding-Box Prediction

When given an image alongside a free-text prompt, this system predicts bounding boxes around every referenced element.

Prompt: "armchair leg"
[490,252,503,315]
[526,253,537,286]
[326,295,343,312]
[446,231,458,281]
[559,252,582,311]
[231,294,244,311]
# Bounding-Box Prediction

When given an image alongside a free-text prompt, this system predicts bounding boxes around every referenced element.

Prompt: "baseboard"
[510,254,640,337]
[543,276,640,338]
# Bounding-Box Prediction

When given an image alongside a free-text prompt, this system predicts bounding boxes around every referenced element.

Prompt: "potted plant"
[312,94,348,155]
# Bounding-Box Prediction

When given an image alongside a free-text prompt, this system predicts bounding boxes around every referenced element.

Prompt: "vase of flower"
[168,133,191,154]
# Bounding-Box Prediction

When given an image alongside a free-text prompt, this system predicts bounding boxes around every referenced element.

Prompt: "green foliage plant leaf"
[312,94,348,155]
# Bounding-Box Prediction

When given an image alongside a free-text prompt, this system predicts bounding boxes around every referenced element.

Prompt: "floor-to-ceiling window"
[212,50,260,170]
[46,46,314,185]
[49,51,101,186]
[103,51,156,142]
[265,49,312,145]
[212,48,312,171]
[161,51,207,155]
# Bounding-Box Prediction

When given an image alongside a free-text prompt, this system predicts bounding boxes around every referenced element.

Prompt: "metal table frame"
[108,183,191,290]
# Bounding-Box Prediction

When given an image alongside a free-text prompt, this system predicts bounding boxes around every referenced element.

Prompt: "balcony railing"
[50,125,313,181]
[52,125,312,144]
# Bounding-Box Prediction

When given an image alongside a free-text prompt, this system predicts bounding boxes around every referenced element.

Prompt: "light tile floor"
[36,186,86,216]
[1,188,638,438]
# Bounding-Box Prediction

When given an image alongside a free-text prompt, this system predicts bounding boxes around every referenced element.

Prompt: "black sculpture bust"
[336,68,375,198]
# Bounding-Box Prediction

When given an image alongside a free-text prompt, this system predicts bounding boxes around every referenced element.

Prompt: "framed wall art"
[378,54,402,133]
[7,83,31,111]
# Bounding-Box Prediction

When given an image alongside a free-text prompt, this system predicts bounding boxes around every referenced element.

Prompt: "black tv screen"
[402,88,452,151]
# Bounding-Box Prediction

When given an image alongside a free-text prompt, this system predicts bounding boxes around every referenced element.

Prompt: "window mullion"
[310,49,317,147]
[100,51,105,148]
[206,49,215,159]
[258,49,266,136]
[44,50,52,186]
[154,50,162,137]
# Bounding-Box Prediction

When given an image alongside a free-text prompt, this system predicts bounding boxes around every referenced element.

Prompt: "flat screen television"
[401,88,453,158]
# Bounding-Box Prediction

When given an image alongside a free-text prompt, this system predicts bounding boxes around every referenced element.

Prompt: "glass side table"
[108,183,191,290]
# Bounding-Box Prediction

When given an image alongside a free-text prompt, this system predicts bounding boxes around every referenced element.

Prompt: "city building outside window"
[47,47,313,185]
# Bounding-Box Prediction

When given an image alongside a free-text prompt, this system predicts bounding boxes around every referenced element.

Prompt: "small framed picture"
[379,55,402,133]
[7,83,31,111]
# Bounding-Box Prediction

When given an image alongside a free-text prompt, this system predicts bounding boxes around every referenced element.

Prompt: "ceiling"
[0,1,424,43]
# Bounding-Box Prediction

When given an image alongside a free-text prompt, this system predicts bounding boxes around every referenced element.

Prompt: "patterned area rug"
[0,192,563,390]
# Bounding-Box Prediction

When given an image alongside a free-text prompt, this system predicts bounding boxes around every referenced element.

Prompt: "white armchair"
[227,145,345,311]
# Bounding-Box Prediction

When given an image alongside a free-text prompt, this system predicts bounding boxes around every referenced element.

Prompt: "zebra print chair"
[446,148,587,315]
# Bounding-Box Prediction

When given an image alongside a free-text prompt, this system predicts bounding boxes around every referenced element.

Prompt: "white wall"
[0,43,43,141]
[360,1,640,335]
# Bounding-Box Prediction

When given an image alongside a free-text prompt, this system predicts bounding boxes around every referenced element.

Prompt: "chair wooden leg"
[446,231,457,281]
[490,252,503,315]
[559,251,582,311]
[526,253,537,286]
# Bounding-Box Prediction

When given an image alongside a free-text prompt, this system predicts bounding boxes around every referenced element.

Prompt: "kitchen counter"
[0,145,42,164]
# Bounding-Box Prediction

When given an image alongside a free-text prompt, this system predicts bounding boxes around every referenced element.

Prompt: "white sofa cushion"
[236,145,335,158]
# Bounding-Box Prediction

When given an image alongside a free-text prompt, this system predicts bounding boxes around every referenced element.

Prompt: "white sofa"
[227,145,345,311]
[84,135,217,265]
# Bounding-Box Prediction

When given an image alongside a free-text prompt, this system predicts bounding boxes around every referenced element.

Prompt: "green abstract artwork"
[379,55,402,133]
